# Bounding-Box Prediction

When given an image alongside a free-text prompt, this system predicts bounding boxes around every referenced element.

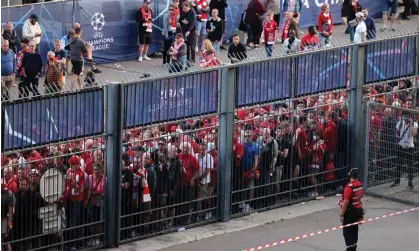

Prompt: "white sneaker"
[143,55,151,61]
[204,212,212,220]
[138,56,143,62]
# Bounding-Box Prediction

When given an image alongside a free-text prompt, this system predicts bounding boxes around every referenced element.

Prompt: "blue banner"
[296,48,349,96]
[365,37,416,83]
[124,71,218,127]
[236,58,291,107]
[2,0,385,64]
[2,90,104,151]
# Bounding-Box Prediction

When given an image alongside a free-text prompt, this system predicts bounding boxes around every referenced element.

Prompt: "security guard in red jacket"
[339,168,365,251]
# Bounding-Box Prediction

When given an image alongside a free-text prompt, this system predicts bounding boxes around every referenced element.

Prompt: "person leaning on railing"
[1,39,16,100]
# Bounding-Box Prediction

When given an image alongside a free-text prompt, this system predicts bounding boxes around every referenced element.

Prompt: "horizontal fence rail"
[1,30,419,251]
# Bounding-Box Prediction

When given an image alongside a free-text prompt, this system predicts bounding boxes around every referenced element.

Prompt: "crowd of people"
[1,77,418,249]
[2,0,419,98]
[2,0,419,251]
[1,15,101,100]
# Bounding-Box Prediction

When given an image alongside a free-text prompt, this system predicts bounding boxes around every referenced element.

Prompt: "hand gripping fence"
[241,207,419,251]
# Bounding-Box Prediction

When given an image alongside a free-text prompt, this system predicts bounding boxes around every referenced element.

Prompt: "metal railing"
[1,31,419,251]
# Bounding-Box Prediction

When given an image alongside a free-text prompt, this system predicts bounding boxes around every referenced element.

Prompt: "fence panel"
[231,91,350,216]
[365,98,419,205]
[124,71,218,127]
[236,58,291,107]
[2,89,104,151]
[295,48,349,96]
[365,37,416,83]
[120,72,220,241]
[1,136,108,250]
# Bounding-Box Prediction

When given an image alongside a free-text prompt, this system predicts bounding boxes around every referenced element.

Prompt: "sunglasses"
[169,8,174,11]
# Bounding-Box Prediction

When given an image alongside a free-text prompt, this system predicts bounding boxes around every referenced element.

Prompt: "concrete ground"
[5,18,419,100]
[107,196,419,251]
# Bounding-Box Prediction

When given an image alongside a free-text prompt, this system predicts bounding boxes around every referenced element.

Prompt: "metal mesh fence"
[231,91,350,215]
[365,79,419,206]
[1,136,107,250]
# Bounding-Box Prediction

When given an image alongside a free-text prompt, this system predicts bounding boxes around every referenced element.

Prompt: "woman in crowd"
[199,39,221,68]
[168,33,187,73]
[317,3,334,48]
[162,4,180,65]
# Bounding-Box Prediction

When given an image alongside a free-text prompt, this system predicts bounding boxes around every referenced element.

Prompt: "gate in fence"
[365,100,419,206]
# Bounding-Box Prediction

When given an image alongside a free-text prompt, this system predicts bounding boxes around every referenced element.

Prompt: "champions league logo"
[91,12,105,39]
[88,12,114,51]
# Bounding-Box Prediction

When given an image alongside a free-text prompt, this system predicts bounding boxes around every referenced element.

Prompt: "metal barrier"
[1,33,419,250]
[365,92,419,206]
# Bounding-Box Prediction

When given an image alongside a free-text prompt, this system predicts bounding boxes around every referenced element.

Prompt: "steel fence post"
[104,82,123,247]
[218,66,236,222]
[348,45,368,186]
[414,36,419,104]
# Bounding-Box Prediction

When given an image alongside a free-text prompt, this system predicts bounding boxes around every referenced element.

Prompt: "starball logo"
[87,12,114,51]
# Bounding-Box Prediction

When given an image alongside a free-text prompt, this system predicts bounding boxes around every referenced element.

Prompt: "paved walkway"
[107,196,419,251]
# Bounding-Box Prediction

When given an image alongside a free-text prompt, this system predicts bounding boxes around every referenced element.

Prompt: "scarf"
[141,6,153,32]
[171,40,184,60]
[170,13,177,32]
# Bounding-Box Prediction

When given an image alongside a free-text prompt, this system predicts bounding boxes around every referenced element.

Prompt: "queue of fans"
[1,76,418,250]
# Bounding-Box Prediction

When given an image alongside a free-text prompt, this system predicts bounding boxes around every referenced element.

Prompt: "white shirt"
[22,19,42,45]
[195,153,213,185]
[397,120,418,148]
[353,21,366,43]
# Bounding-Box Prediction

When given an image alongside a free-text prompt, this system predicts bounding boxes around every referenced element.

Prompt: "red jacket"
[324,121,338,153]
[246,0,266,23]
[317,11,333,35]
[300,34,320,51]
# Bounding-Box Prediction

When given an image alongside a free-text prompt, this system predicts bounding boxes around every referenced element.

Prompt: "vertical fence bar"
[104,83,123,247]
[218,66,236,222]
[349,45,368,185]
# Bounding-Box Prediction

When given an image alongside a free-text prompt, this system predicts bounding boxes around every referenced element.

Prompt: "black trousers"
[402,0,414,17]
[162,35,174,65]
[394,145,415,184]
[343,208,363,251]
[185,31,197,64]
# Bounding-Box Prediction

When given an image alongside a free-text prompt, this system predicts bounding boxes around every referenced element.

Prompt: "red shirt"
[369,113,383,145]
[16,47,30,76]
[324,121,337,153]
[195,0,209,21]
[317,12,333,35]
[263,20,278,44]
[178,153,199,187]
[294,126,309,159]
[64,168,86,202]
[343,180,364,209]
[5,176,19,194]
[309,139,326,166]
[300,34,320,51]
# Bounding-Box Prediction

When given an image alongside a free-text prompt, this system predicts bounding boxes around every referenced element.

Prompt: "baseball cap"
[144,0,151,3]
[355,12,364,19]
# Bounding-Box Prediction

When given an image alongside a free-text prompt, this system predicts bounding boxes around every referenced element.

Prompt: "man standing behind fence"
[1,40,16,100]
[180,2,197,65]
[136,0,153,62]
[21,41,42,97]
[392,110,418,189]
[66,27,87,90]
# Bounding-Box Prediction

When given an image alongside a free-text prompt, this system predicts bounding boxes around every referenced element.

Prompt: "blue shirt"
[364,17,376,40]
[241,141,260,171]
[1,49,16,76]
